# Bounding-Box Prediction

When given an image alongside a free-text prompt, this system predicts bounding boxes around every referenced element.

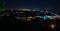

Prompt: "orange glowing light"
[49,24,56,29]
[51,24,55,28]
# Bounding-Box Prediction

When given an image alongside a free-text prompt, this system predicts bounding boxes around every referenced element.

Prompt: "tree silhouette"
[0,0,5,12]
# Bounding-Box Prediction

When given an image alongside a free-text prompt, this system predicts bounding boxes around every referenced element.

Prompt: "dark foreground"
[0,16,60,31]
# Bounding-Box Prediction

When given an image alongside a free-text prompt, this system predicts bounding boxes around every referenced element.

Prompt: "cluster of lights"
[42,15,60,20]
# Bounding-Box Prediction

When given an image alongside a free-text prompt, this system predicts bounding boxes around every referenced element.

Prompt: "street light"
[49,24,56,29]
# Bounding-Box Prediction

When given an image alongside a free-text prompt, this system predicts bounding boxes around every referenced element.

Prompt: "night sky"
[5,0,60,9]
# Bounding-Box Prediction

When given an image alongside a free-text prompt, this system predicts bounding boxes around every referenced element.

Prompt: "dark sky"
[5,0,60,9]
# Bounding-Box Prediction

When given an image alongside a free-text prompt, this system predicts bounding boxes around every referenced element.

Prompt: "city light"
[43,15,48,20]
[49,24,56,29]
[51,24,55,28]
